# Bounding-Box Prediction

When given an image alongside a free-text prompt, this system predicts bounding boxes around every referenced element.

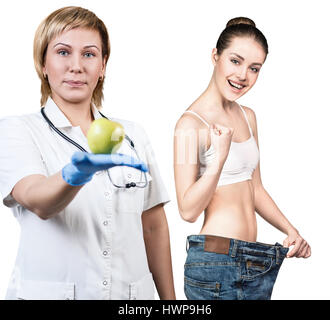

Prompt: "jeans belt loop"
[231,239,238,257]
[186,238,189,253]
[275,246,280,265]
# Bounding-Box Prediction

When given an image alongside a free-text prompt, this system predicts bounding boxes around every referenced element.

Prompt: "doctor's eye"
[83,52,96,58]
[57,50,69,56]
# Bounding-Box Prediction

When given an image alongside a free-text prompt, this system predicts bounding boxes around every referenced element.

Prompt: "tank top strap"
[183,110,210,128]
[238,104,253,135]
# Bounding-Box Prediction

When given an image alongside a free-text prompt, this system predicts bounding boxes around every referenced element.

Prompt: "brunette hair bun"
[216,17,268,56]
[226,17,256,28]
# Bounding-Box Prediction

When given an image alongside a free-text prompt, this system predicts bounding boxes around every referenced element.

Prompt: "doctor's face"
[43,27,106,105]
[212,36,266,102]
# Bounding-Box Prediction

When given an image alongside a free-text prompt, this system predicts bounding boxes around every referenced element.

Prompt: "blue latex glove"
[62,151,148,186]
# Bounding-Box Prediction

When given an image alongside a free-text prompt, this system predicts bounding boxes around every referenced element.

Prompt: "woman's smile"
[227,79,247,92]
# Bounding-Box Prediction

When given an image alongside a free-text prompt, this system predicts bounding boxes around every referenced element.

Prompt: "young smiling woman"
[174,17,311,300]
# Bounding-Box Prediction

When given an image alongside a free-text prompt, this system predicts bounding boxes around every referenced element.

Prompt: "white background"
[0,0,329,300]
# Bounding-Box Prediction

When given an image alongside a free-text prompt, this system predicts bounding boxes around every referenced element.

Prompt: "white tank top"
[184,105,260,186]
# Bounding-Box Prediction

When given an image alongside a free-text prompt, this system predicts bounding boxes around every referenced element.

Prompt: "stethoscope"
[40,107,148,188]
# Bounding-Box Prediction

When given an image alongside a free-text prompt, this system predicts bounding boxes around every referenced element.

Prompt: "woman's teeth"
[228,80,244,89]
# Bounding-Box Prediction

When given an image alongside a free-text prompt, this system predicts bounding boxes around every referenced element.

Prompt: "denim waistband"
[187,234,288,264]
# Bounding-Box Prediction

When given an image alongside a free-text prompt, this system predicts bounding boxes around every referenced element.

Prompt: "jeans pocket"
[184,275,220,300]
[242,256,273,280]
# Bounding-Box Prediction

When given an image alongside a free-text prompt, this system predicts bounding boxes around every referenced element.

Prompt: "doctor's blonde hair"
[33,6,110,108]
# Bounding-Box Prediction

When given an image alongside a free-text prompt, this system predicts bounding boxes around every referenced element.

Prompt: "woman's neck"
[51,94,94,128]
[200,76,235,113]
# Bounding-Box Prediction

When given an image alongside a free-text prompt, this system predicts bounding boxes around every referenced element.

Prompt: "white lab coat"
[0,98,170,300]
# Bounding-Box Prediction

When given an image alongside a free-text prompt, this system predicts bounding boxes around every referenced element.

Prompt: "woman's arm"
[12,172,83,220]
[12,152,148,220]
[246,106,311,258]
[174,116,233,222]
[142,203,176,300]
[254,186,310,258]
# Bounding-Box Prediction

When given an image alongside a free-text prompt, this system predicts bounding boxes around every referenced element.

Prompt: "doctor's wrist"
[62,163,94,186]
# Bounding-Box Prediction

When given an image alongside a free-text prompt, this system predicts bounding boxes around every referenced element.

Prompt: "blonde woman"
[0,6,175,300]
[174,17,311,300]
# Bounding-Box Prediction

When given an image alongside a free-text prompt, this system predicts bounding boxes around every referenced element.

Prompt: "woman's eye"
[251,67,259,73]
[231,59,239,64]
[84,52,95,58]
[58,50,69,56]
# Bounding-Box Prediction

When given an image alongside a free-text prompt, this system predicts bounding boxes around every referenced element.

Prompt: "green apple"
[87,118,125,154]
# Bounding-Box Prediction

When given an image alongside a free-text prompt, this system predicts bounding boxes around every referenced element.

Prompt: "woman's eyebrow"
[53,43,100,51]
[230,52,245,60]
[83,45,100,51]
[230,52,262,66]
[53,42,71,48]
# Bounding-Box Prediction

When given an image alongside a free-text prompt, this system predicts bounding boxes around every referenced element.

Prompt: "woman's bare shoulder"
[241,105,257,123]
[240,105,258,136]
[175,107,206,131]
[241,104,255,115]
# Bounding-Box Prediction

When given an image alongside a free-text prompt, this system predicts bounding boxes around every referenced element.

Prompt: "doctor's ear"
[211,48,219,66]
[42,66,47,79]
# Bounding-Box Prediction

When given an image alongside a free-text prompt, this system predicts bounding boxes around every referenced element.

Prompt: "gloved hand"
[62,151,148,186]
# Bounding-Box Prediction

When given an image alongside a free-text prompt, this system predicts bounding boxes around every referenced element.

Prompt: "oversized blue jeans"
[184,235,289,300]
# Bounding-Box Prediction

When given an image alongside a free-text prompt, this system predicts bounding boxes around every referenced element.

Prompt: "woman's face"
[212,36,266,102]
[43,27,106,105]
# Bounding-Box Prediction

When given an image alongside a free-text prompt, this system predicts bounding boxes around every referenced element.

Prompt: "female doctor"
[0,6,175,300]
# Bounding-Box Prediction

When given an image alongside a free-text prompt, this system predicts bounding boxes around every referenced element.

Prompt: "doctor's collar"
[42,97,102,129]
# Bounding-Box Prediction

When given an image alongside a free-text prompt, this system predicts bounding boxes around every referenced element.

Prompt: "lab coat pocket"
[129,272,155,300]
[16,280,75,300]
[113,168,152,213]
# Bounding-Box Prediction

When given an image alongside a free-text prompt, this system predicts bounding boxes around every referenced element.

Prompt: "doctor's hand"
[62,151,148,186]
[283,230,311,258]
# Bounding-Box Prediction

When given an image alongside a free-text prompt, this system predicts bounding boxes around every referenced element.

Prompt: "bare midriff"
[200,179,257,242]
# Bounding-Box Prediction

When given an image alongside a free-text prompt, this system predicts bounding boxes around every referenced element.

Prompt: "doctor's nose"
[69,54,83,73]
